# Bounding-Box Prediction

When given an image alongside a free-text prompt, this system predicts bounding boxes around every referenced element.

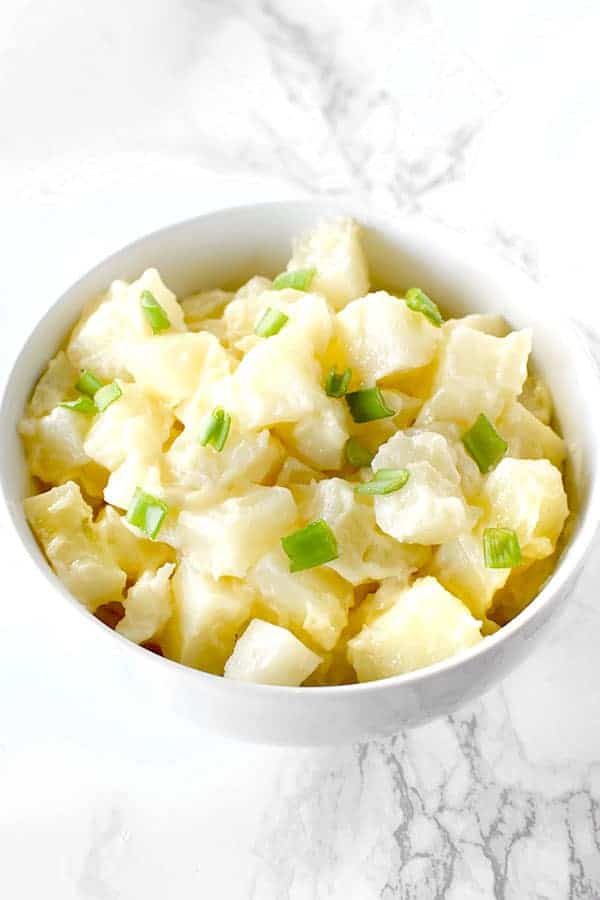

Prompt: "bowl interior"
[2,202,598,674]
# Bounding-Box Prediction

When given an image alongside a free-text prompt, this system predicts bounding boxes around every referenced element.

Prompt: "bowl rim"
[3,199,600,699]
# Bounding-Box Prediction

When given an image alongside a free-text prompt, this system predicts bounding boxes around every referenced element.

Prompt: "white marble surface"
[2,1,600,897]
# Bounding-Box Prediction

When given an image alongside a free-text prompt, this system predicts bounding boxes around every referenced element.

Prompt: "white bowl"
[2,202,599,746]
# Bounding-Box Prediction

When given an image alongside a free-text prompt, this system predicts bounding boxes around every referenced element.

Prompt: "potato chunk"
[482,458,568,560]
[181,289,233,331]
[337,291,442,384]
[371,430,473,544]
[497,402,565,468]
[24,482,126,611]
[176,486,298,578]
[95,505,174,582]
[429,530,510,620]
[519,374,553,424]
[67,269,185,381]
[276,397,349,470]
[297,478,430,585]
[84,381,172,471]
[224,619,322,686]
[347,576,482,681]
[162,560,254,674]
[28,351,79,417]
[418,326,531,427]
[286,218,369,309]
[20,406,93,486]
[117,562,175,644]
[222,276,273,347]
[247,547,351,651]
[125,331,231,406]
[163,425,284,508]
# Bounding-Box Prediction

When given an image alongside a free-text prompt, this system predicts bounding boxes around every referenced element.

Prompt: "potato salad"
[20,219,569,686]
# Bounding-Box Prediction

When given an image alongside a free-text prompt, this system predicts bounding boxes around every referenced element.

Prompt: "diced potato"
[181,289,233,330]
[443,313,508,337]
[20,406,94,486]
[212,331,324,431]
[247,546,351,651]
[372,431,473,544]
[418,327,532,427]
[116,562,175,644]
[229,291,334,358]
[24,482,126,611]
[67,269,185,381]
[424,421,485,500]
[519,374,553,424]
[176,486,297,578]
[482,458,569,560]
[224,619,322,686]
[429,530,510,620]
[28,351,79,417]
[163,425,284,507]
[95,505,174,581]
[497,402,565,468]
[337,291,442,384]
[489,555,557,625]
[222,276,273,346]
[347,576,482,681]
[162,559,254,673]
[286,218,369,309]
[417,376,507,429]
[276,397,349,470]
[296,477,430,585]
[125,331,231,406]
[103,455,164,511]
[84,381,172,471]
[276,456,321,487]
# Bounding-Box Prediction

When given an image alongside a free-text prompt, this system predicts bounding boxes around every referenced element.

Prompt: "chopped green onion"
[462,413,508,474]
[404,287,444,327]
[94,382,122,412]
[76,370,104,397]
[346,387,394,423]
[272,267,316,292]
[355,468,410,495]
[198,407,232,452]
[126,487,168,540]
[140,289,171,333]
[345,437,374,468]
[59,396,97,414]
[483,528,522,568]
[281,519,339,573]
[254,307,289,337]
[325,367,352,398]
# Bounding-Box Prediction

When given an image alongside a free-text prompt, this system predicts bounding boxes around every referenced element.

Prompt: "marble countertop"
[2,1,600,897]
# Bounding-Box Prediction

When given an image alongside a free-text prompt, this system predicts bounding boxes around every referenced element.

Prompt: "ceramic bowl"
[2,201,599,745]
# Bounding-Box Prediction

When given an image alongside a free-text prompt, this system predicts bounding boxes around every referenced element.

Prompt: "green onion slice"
[140,289,171,333]
[126,487,168,540]
[345,437,374,468]
[76,370,104,397]
[281,519,339,573]
[254,307,289,337]
[483,527,522,568]
[325,367,352,398]
[198,407,232,452]
[94,382,122,412]
[461,413,508,474]
[346,387,394,423]
[404,287,443,327]
[59,396,97,414]
[272,267,316,292]
[354,468,410,495]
